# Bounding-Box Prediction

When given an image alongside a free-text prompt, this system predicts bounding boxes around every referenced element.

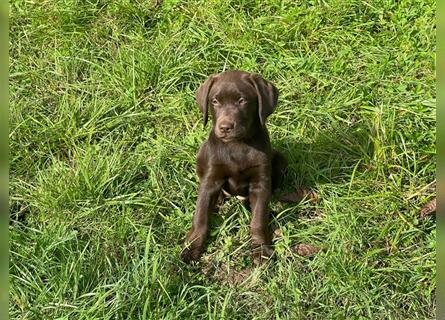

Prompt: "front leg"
[249,172,274,265]
[181,177,223,263]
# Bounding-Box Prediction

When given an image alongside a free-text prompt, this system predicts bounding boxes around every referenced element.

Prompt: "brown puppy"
[181,70,287,265]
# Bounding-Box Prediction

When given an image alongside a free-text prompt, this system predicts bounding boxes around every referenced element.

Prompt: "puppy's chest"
[223,169,251,197]
[214,149,261,176]
[215,155,261,197]
[206,142,269,196]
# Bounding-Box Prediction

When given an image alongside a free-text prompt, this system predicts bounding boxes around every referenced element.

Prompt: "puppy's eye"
[211,98,219,105]
[238,97,247,104]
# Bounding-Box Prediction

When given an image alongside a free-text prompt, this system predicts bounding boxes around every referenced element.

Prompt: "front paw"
[252,244,274,266]
[180,246,202,263]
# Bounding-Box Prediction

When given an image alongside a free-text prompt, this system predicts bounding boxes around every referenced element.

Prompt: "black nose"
[219,122,234,133]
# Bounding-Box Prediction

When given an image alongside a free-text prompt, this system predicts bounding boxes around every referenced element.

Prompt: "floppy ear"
[249,73,279,127]
[196,74,217,126]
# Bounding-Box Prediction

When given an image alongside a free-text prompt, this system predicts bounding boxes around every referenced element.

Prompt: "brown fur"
[181,70,287,265]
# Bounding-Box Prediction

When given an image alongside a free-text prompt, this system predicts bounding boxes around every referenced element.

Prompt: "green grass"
[9,0,436,319]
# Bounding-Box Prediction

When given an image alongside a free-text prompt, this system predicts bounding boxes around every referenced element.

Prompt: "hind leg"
[271,150,288,191]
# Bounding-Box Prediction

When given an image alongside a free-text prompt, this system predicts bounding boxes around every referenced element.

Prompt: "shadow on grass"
[267,123,375,229]
[275,123,374,191]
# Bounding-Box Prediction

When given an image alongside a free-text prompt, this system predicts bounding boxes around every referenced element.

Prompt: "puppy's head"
[196,70,278,142]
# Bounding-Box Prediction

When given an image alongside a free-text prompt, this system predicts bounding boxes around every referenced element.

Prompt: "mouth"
[216,132,237,142]
[217,135,234,142]
[220,137,235,143]
[215,128,246,142]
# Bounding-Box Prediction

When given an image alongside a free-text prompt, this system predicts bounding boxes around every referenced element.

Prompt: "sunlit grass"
[9,0,435,319]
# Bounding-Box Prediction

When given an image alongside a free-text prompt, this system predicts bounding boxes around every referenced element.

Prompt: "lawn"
[9,0,436,319]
